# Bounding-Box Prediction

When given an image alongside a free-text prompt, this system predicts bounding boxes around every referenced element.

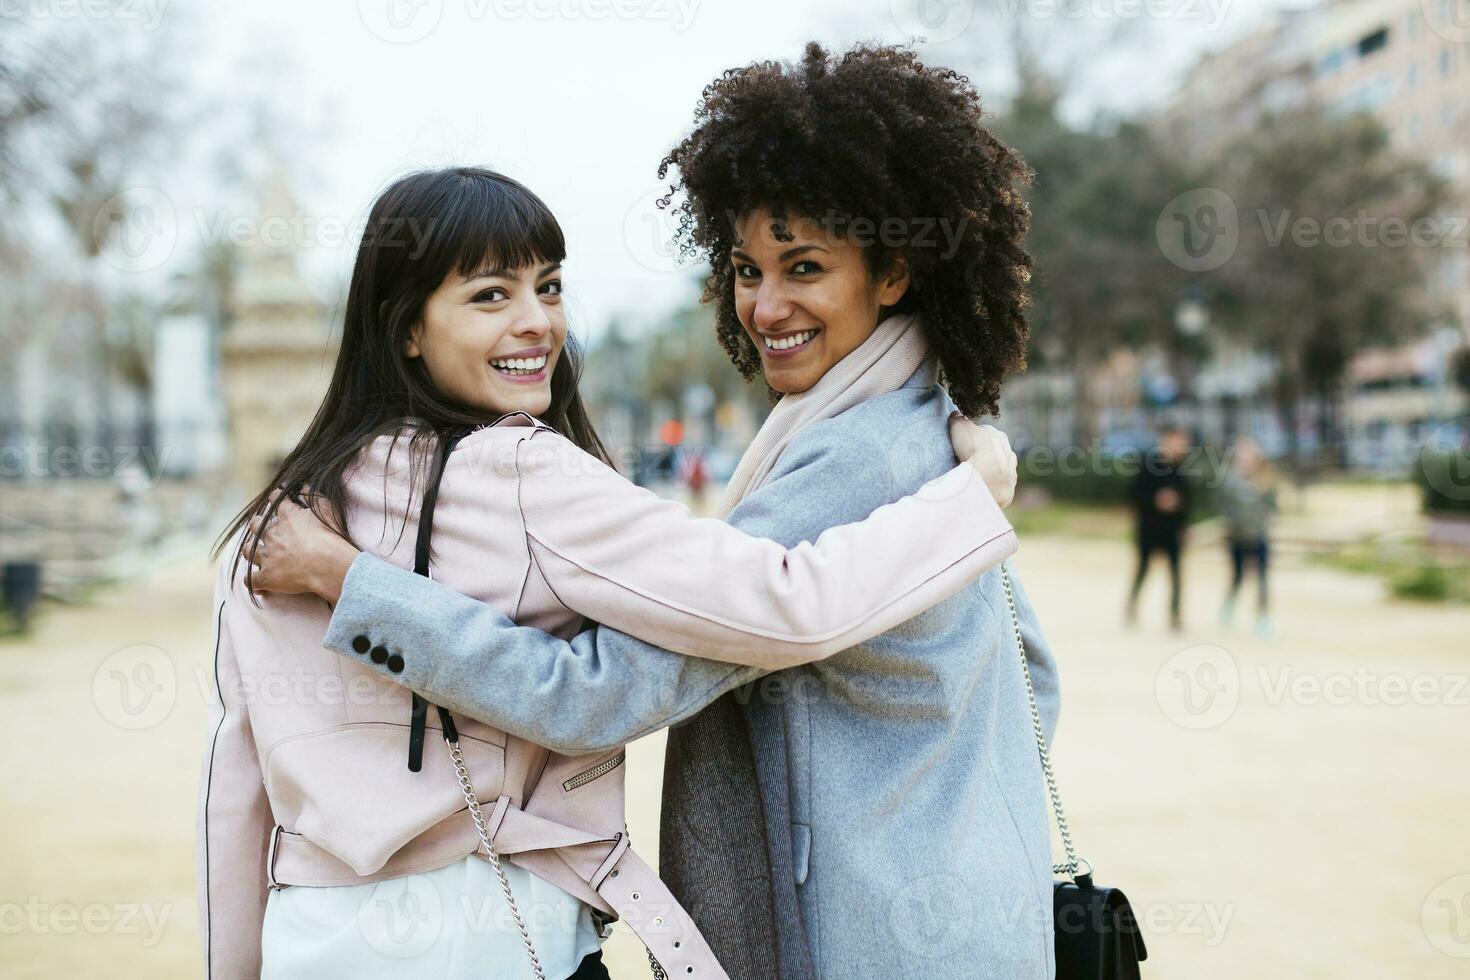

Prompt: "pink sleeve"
[197,561,272,979]
[514,430,1017,669]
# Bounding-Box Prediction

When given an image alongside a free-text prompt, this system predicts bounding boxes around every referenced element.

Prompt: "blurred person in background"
[680,446,709,508]
[1125,425,1193,631]
[1218,436,1278,638]
[207,166,1021,980]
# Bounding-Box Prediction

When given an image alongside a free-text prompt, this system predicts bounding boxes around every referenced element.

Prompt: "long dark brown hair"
[214,167,608,593]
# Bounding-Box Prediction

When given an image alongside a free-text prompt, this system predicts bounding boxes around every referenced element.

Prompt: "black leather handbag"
[999,562,1149,980]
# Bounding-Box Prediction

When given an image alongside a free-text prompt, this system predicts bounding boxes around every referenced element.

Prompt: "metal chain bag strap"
[999,561,1148,980]
[411,427,671,980]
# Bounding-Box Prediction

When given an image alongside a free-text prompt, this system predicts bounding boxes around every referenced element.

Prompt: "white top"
[260,855,602,979]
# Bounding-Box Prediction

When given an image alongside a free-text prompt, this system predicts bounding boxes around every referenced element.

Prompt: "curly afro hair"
[657,41,1034,418]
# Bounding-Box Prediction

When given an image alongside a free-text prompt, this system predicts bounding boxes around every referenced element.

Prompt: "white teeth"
[491,354,548,372]
[765,329,817,351]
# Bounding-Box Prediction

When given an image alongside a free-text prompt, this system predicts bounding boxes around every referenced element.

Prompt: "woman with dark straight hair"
[200,165,1020,978]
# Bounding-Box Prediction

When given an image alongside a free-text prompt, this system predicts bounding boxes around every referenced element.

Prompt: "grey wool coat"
[323,363,1062,980]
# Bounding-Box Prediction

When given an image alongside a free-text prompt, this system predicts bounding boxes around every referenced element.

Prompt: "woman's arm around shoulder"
[512,423,1017,669]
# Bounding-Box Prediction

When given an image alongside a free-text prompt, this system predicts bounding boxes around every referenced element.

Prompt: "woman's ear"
[404,321,423,359]
[875,253,910,307]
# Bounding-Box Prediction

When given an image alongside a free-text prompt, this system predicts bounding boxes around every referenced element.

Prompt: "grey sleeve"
[324,554,761,755]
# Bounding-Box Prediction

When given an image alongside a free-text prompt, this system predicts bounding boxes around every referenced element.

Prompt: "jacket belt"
[267,804,729,979]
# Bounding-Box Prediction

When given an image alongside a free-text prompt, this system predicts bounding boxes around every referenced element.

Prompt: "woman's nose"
[512,295,553,336]
[752,281,793,330]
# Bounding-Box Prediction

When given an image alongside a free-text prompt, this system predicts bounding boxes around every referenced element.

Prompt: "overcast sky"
[180,0,1285,339]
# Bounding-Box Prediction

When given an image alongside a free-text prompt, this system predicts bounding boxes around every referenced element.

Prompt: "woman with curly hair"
[249,42,1058,980]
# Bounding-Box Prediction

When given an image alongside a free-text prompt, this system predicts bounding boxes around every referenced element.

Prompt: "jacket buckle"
[266,824,284,890]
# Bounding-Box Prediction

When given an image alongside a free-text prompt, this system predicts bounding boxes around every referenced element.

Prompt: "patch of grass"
[1389,565,1453,602]
[1008,501,1131,539]
[1313,543,1382,577]
[1313,543,1470,605]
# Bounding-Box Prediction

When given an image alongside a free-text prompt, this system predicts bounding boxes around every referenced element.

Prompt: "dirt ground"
[2,485,1467,978]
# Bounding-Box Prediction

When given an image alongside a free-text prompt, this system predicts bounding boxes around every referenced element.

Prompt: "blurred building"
[1163,0,1469,326]
[219,173,336,497]
[1345,327,1469,468]
[153,274,229,477]
[1308,0,1470,332]
[1145,0,1470,462]
[1158,9,1319,161]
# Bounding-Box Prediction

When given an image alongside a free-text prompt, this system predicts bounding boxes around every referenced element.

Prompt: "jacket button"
[386,654,405,673]
[352,635,370,654]
[370,645,389,665]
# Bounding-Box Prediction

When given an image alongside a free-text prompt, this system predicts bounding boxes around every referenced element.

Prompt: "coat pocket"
[791,820,811,885]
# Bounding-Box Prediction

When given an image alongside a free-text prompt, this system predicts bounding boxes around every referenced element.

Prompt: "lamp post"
[1174,290,1211,438]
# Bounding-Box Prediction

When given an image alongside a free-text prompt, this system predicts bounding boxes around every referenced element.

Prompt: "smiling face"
[731,209,909,395]
[406,259,566,418]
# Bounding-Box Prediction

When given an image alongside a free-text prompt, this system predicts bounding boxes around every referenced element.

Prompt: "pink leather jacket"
[197,413,1016,978]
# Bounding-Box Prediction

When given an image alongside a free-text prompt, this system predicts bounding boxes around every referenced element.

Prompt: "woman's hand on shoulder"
[242,493,360,604]
[948,412,1017,509]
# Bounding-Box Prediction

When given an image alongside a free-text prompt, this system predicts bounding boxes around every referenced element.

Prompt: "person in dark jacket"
[1125,427,1193,630]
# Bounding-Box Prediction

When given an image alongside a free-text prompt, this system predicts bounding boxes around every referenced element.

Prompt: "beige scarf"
[717,312,933,518]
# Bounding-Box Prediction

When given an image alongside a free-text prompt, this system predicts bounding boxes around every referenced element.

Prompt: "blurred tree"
[994,63,1192,445]
[643,290,767,418]
[0,33,53,209]
[0,14,319,464]
[1206,107,1449,469]
[49,21,193,453]
[0,18,197,456]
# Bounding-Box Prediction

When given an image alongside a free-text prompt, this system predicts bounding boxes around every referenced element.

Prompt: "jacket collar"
[485,411,553,431]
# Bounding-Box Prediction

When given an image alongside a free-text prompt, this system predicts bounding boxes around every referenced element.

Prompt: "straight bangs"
[445,170,567,280]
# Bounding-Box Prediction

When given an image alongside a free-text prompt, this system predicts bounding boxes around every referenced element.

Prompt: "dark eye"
[472,288,508,303]
[734,263,760,281]
[791,260,822,275]
[539,280,563,297]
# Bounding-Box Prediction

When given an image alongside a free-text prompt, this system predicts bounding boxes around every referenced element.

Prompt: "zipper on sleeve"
[562,749,626,791]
